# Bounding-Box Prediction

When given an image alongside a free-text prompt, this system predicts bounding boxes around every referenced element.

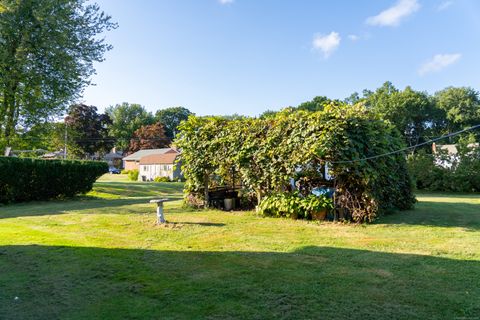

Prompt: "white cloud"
[312,32,341,58]
[218,0,234,4]
[437,1,453,11]
[366,0,420,27]
[348,34,360,41]
[418,53,461,76]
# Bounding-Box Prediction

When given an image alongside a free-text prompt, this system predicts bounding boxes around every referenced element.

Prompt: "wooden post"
[204,171,209,208]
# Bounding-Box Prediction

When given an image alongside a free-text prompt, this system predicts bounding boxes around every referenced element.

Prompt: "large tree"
[65,104,113,158]
[434,87,480,133]
[105,102,154,151]
[155,107,193,139]
[0,0,116,144]
[364,82,442,150]
[127,122,170,154]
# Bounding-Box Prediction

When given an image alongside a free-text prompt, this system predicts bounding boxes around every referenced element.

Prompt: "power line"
[7,124,480,164]
[330,124,480,164]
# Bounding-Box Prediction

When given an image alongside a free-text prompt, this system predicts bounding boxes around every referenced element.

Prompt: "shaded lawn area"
[0,175,479,319]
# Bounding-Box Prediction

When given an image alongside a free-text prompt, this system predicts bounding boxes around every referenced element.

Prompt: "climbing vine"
[175,103,415,222]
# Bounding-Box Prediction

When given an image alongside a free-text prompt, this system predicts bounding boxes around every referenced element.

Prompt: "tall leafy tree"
[296,96,339,112]
[127,122,170,154]
[0,0,116,144]
[65,104,113,158]
[155,107,193,139]
[16,122,66,154]
[434,87,480,133]
[365,82,442,150]
[105,102,154,151]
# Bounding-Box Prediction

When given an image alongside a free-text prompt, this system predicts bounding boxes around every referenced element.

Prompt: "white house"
[138,152,182,181]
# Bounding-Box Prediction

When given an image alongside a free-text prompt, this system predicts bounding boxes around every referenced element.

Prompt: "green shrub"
[121,169,130,175]
[154,176,171,182]
[128,169,139,181]
[0,157,107,204]
[408,148,480,192]
[259,192,333,219]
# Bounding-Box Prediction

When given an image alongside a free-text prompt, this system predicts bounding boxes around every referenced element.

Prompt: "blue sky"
[83,0,480,116]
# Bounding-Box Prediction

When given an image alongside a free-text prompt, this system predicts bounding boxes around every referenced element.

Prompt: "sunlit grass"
[0,174,478,319]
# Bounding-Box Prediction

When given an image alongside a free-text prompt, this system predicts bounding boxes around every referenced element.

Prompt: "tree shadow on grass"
[168,222,226,227]
[377,199,480,230]
[0,196,183,219]
[0,245,478,320]
[92,181,184,198]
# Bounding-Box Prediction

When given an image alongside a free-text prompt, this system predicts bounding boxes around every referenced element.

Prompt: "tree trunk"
[204,172,209,208]
[256,189,262,204]
[3,91,17,145]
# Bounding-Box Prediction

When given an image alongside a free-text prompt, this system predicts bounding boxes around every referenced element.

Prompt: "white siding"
[139,164,176,181]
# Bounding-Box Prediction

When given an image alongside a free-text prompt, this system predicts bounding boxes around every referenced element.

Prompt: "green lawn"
[0,174,479,319]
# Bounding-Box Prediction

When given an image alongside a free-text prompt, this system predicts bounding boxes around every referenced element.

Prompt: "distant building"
[104,148,124,168]
[41,150,66,160]
[138,152,182,181]
[122,148,179,171]
[432,143,479,168]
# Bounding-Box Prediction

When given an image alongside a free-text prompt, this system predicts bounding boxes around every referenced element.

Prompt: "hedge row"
[0,157,108,204]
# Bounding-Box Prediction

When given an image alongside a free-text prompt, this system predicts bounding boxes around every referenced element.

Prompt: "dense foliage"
[127,122,170,154]
[0,0,116,144]
[0,157,107,203]
[65,104,113,158]
[176,104,415,222]
[259,192,333,219]
[155,107,194,140]
[105,103,155,151]
[408,147,480,192]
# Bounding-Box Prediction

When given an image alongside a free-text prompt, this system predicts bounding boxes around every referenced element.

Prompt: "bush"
[154,176,171,182]
[0,157,108,204]
[259,192,333,219]
[128,169,139,181]
[121,169,130,175]
[408,148,480,192]
[184,193,204,209]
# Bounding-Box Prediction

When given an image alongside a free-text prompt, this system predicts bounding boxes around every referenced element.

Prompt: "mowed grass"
[0,175,479,319]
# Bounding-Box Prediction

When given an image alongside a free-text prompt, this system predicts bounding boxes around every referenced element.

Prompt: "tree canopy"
[127,122,170,154]
[155,107,194,140]
[105,103,154,151]
[0,0,116,144]
[65,104,113,158]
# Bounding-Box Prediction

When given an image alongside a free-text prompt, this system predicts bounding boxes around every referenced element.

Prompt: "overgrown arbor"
[176,104,415,222]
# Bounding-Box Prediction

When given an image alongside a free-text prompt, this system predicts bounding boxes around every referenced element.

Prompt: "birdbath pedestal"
[149,199,169,224]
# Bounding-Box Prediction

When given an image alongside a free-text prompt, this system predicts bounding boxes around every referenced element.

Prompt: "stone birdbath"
[149,199,169,224]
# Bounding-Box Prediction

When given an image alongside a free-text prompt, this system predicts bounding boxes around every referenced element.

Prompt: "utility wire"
[7,124,480,164]
[330,124,480,164]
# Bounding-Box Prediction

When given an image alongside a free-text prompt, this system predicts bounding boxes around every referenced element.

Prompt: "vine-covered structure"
[175,104,415,222]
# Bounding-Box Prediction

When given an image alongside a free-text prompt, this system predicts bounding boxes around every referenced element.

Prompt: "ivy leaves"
[175,103,415,222]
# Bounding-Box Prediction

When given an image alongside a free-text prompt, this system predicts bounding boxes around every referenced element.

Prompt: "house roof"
[123,148,178,161]
[104,152,124,160]
[139,153,179,165]
[41,150,66,159]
